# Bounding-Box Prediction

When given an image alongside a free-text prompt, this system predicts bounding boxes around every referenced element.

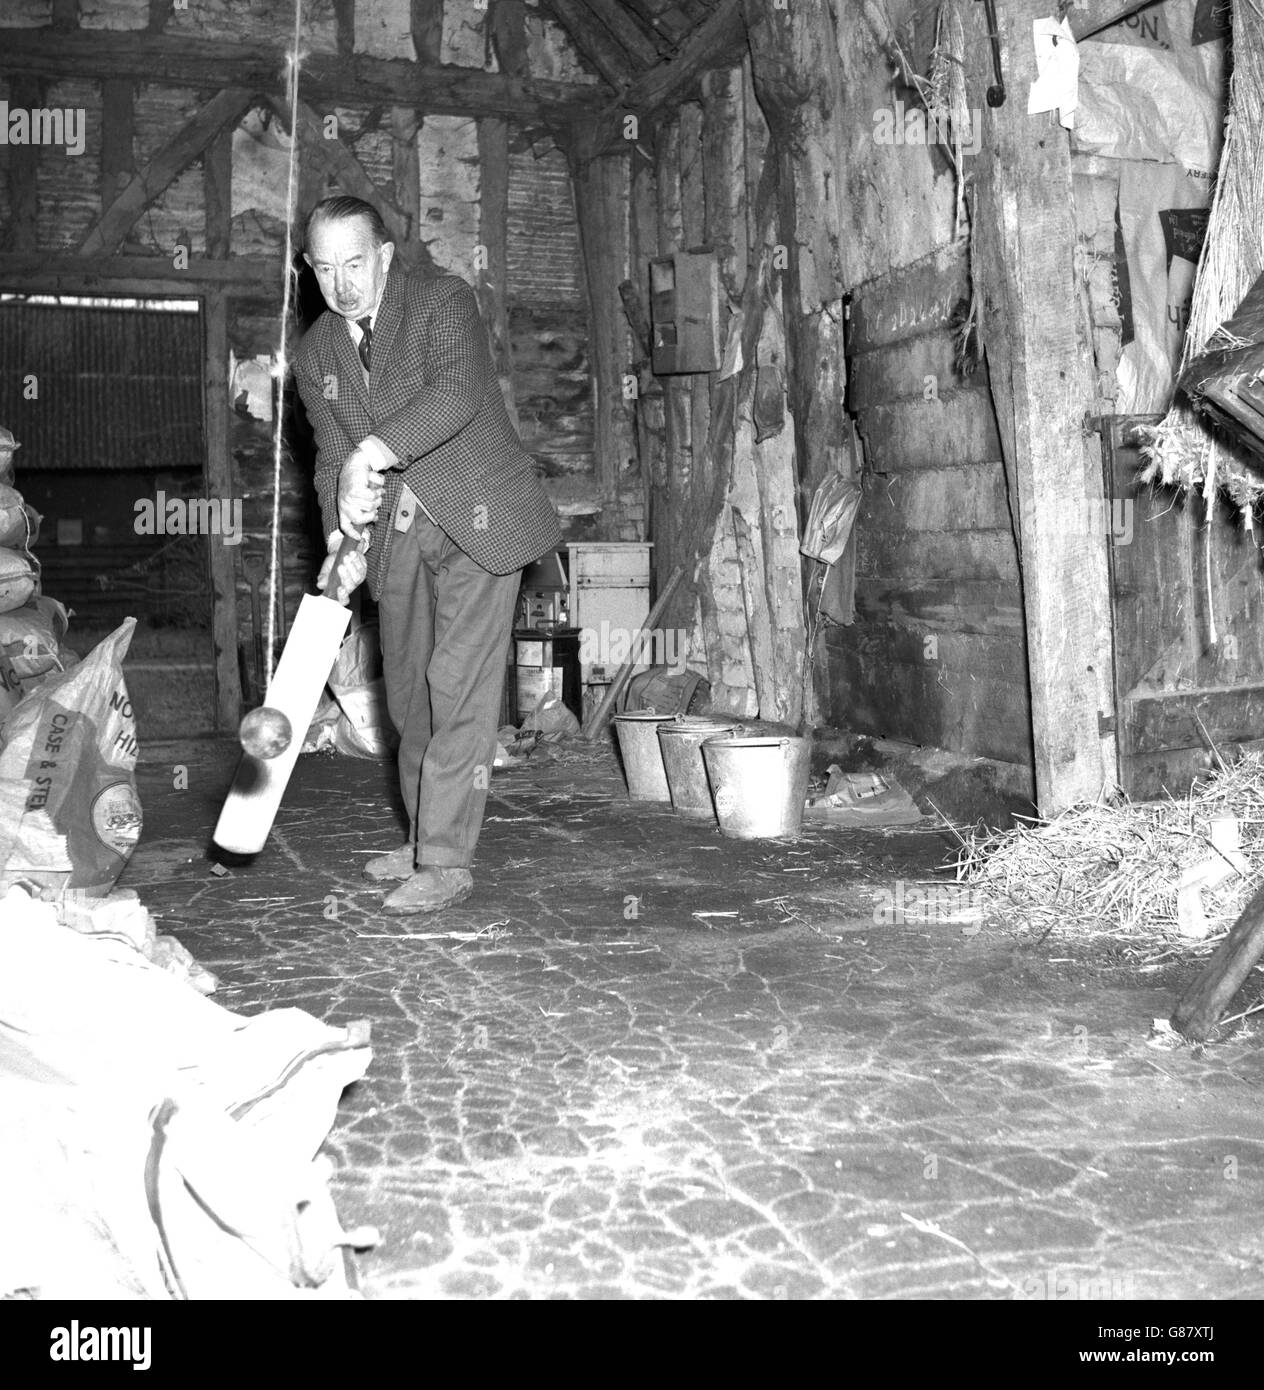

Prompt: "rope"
[265,0,306,688]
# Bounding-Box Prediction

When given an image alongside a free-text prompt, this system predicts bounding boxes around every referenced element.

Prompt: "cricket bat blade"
[212,592,352,854]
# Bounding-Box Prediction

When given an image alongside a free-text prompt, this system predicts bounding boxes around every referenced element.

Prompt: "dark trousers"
[377,513,520,869]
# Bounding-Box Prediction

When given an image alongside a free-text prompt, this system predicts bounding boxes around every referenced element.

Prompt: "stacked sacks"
[0,427,67,721]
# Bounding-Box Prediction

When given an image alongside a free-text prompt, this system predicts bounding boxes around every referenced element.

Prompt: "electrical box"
[567,542,653,688]
[649,251,722,375]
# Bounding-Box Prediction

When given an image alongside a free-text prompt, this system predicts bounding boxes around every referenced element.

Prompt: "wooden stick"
[1172,880,1264,1042]
[581,564,685,741]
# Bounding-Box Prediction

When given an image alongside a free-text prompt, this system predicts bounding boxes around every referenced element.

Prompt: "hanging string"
[265,0,306,688]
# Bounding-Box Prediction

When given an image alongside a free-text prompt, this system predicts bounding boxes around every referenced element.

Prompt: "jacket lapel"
[329,311,369,410]
[367,265,406,403]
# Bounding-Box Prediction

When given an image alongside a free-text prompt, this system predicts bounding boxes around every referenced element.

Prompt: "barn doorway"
[0,292,217,740]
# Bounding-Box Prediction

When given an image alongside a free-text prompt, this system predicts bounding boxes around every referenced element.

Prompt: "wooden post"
[655,118,691,582]
[410,0,444,64]
[567,142,637,504]
[390,105,421,248]
[488,0,529,77]
[476,116,519,429]
[6,77,41,252]
[966,0,1116,812]
[628,143,662,540]
[1172,882,1264,1042]
[204,290,244,730]
[203,128,232,261]
[100,79,136,226]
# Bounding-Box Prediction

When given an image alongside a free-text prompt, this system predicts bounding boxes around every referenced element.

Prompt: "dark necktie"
[356,316,372,373]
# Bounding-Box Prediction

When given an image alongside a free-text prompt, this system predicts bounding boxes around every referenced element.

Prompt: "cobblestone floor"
[123,737,1264,1301]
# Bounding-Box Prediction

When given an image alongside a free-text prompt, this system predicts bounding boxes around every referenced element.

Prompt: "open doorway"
[0,293,217,739]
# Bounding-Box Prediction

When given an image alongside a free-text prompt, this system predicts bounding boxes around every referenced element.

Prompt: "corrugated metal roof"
[0,297,203,471]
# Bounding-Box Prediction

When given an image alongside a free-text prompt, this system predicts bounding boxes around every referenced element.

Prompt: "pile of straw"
[955,754,1264,958]
[1140,0,1264,509]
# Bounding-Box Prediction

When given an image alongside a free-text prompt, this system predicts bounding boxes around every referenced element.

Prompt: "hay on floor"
[955,754,1264,960]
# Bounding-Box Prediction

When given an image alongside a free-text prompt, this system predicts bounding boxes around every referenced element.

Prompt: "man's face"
[304,215,394,320]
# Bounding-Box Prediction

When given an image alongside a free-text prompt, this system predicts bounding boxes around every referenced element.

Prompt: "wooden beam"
[621,0,675,53]
[4,77,41,253]
[664,140,780,641]
[51,0,78,29]
[625,0,745,115]
[270,96,436,273]
[654,118,691,588]
[568,145,637,500]
[203,127,233,261]
[579,0,747,157]
[333,0,355,55]
[1172,880,1264,1042]
[475,117,519,430]
[488,0,529,77]
[100,78,136,223]
[628,142,662,550]
[147,0,174,33]
[546,0,635,89]
[390,105,421,250]
[0,253,281,291]
[967,0,1116,812]
[410,0,444,65]
[204,289,245,731]
[78,87,255,257]
[2,30,605,121]
[578,0,661,68]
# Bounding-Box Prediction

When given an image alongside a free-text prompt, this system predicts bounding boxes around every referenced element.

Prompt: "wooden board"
[858,463,1013,533]
[854,578,1025,637]
[848,331,971,408]
[846,242,970,353]
[856,528,1022,583]
[825,633,1035,766]
[858,391,1003,473]
[1104,417,1264,795]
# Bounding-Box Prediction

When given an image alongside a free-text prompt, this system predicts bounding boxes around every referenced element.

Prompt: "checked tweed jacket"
[295,265,561,598]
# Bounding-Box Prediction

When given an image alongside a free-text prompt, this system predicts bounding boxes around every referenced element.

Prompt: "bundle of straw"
[1140,0,1264,510]
[956,752,1264,956]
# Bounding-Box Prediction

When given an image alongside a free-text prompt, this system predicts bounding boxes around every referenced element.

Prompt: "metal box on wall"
[649,251,722,376]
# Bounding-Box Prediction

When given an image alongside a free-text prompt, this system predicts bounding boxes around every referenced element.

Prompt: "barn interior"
[4,0,1264,1305]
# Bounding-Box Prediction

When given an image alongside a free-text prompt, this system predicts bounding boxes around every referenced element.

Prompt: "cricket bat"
[212,532,362,855]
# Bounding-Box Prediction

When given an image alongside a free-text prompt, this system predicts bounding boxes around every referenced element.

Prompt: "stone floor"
[121,735,1264,1301]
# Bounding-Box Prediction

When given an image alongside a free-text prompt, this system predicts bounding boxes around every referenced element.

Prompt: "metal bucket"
[613,711,675,801]
[657,716,737,819]
[701,735,813,839]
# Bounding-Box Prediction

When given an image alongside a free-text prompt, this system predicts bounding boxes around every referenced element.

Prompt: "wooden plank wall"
[830,242,1035,774]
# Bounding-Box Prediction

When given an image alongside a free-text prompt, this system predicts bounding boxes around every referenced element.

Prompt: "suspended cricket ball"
[239,706,292,760]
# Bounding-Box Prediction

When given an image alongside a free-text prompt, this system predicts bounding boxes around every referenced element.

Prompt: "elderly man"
[295,195,561,914]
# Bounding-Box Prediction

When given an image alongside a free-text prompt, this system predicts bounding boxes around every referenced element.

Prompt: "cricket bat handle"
[322,525,366,601]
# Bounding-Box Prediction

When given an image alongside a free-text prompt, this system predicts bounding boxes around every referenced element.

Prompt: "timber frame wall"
[0,0,628,731]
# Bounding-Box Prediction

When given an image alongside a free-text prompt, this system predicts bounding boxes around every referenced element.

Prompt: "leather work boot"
[381,867,474,915]
[363,842,417,882]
